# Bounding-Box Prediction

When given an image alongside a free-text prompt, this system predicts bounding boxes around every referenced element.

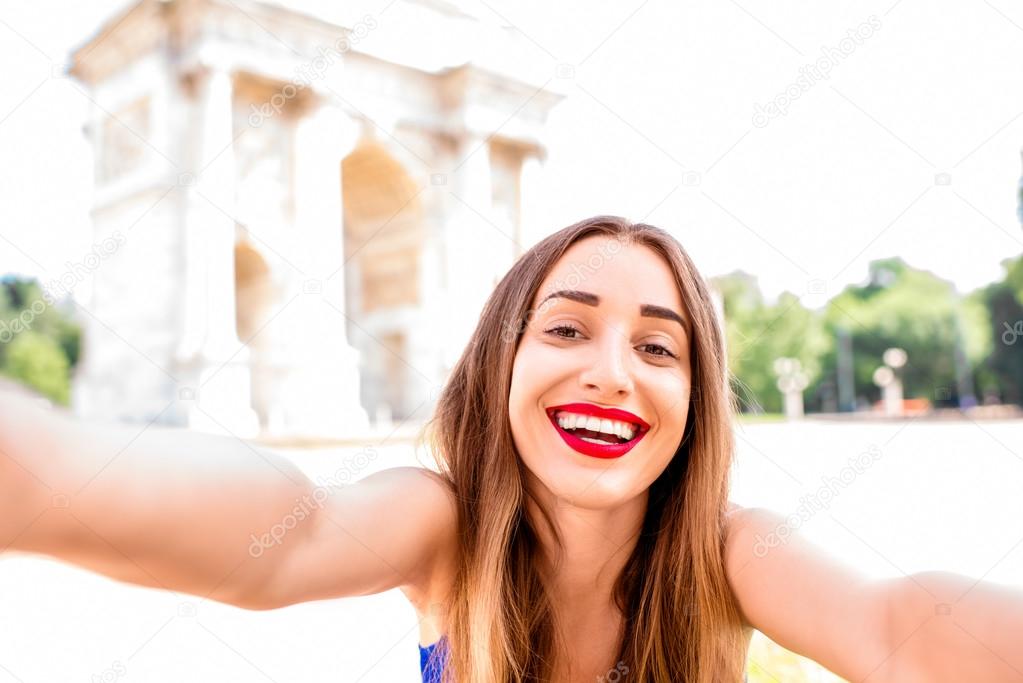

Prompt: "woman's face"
[508,235,693,510]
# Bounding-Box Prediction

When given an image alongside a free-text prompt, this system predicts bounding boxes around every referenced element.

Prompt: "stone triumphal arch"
[69,0,563,438]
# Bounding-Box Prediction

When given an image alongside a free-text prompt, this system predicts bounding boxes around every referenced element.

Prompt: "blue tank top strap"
[419,635,448,682]
[419,635,749,681]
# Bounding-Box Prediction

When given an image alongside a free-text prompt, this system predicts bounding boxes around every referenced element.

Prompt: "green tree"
[0,275,81,403]
[812,258,989,408]
[712,271,830,413]
[975,254,1023,405]
[1005,252,1023,304]
[2,330,71,404]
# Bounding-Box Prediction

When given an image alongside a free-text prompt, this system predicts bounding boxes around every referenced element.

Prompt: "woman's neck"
[524,475,648,608]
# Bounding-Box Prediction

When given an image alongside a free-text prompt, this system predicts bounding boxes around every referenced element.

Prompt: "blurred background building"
[66,0,563,439]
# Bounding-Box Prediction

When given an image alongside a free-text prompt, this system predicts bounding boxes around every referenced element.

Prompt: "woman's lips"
[545,408,649,459]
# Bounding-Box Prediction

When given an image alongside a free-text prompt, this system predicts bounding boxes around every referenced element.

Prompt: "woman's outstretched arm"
[724,504,896,681]
[0,381,456,611]
[886,569,1023,681]
[725,504,1023,682]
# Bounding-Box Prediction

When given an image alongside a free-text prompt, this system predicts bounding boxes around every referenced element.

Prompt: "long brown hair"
[421,215,750,681]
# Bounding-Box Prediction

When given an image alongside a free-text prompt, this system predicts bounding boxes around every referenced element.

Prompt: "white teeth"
[554,411,640,441]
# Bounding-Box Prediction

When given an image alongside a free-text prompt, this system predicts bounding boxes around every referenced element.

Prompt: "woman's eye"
[545,326,677,360]
[545,324,581,339]
[640,343,677,359]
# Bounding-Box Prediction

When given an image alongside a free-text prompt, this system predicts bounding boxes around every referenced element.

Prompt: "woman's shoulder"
[722,501,791,565]
[387,467,458,627]
[381,465,459,554]
[723,500,777,532]
[368,466,457,518]
[400,467,459,538]
[722,501,784,587]
[724,500,753,535]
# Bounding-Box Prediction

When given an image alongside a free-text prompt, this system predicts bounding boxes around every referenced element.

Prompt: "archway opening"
[234,241,275,429]
[341,141,424,422]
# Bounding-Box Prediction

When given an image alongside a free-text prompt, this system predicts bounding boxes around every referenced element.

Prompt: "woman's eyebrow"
[538,289,689,331]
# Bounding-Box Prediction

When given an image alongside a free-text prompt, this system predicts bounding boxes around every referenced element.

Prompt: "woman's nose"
[579,333,634,397]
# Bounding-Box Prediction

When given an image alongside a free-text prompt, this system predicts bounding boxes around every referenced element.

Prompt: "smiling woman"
[424,216,751,682]
[2,216,1021,683]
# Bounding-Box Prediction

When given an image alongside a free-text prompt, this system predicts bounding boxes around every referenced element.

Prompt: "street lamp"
[873,347,906,416]
[774,357,809,419]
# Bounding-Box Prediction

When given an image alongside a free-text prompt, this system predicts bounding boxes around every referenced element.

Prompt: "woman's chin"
[526,464,638,510]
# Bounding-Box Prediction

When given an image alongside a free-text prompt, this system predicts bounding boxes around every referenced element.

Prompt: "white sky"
[1,0,1022,308]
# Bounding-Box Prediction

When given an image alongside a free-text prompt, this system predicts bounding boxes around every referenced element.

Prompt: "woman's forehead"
[534,240,685,312]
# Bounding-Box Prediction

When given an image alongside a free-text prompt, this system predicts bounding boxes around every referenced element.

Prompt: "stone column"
[175,66,259,438]
[442,135,499,366]
[276,100,369,438]
[518,153,545,251]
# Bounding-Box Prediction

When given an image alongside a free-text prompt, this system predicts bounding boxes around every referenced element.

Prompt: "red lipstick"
[545,403,651,459]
